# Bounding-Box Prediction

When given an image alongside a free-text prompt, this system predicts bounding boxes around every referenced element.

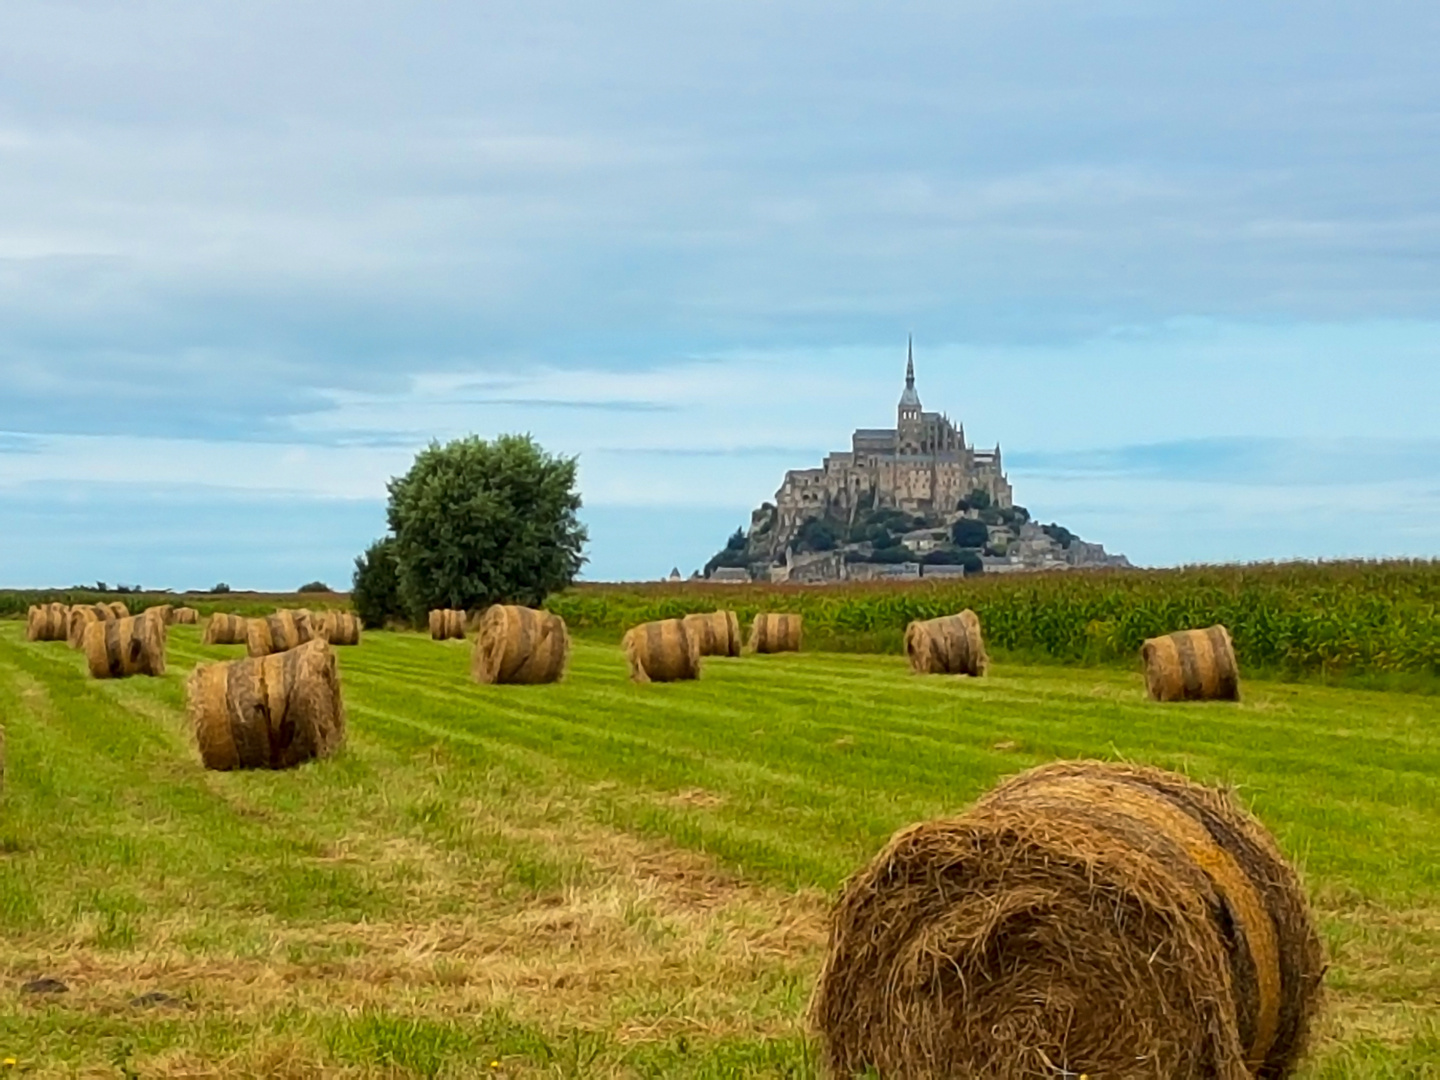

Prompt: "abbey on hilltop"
[763,338,1012,538]
[705,339,1128,582]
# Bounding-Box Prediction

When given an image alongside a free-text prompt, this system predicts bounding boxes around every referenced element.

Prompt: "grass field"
[2,622,1438,1077]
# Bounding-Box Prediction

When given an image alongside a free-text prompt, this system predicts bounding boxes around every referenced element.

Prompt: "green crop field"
[1,622,1437,1077]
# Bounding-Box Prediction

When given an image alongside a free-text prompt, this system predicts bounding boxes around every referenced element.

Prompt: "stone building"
[755,340,1013,552]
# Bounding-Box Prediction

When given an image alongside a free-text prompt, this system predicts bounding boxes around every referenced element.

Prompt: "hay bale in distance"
[428,609,467,641]
[904,609,988,677]
[812,759,1324,1080]
[246,610,315,657]
[25,603,69,642]
[92,603,120,622]
[106,601,130,619]
[1142,624,1241,702]
[622,618,700,683]
[172,607,200,625]
[747,612,802,654]
[144,604,174,626]
[682,610,742,658]
[203,613,249,645]
[82,615,167,679]
[315,610,362,646]
[472,604,569,684]
[187,638,346,771]
[67,606,102,649]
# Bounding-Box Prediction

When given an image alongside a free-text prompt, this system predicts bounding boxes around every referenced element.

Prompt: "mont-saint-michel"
[705,341,1129,583]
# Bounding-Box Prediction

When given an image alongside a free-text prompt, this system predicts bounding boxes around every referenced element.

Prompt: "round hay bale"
[203,613,249,646]
[812,759,1324,1080]
[172,607,200,625]
[144,604,174,627]
[92,603,119,622]
[428,609,466,640]
[82,615,167,679]
[682,610,742,658]
[246,610,316,657]
[747,612,802,654]
[25,603,70,643]
[1143,624,1241,702]
[315,610,362,646]
[106,601,130,619]
[622,618,700,683]
[187,638,346,771]
[472,604,569,685]
[904,609,988,677]
[67,605,101,650]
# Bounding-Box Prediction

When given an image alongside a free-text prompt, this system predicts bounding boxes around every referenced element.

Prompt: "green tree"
[386,435,587,617]
[351,537,403,629]
[796,517,838,552]
[951,517,990,548]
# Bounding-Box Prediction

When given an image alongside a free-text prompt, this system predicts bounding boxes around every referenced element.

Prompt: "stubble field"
[1,621,1437,1077]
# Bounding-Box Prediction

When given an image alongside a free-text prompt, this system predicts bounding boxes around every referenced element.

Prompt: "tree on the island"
[796,517,839,552]
[951,517,990,548]
[958,488,992,512]
[704,526,753,576]
[385,434,587,618]
[1042,522,1077,549]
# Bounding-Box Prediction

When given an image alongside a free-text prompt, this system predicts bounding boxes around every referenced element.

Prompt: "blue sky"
[1,1,1437,587]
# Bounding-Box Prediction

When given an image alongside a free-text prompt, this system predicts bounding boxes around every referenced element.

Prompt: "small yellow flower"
[490,1063,500,1070]
[3,1058,16,1068]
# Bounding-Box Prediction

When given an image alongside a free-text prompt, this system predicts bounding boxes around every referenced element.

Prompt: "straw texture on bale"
[187,638,346,771]
[82,615,167,679]
[203,613,249,646]
[682,610,742,658]
[747,612,803,654]
[106,601,130,619]
[246,610,316,657]
[1143,624,1242,702]
[172,607,200,625]
[92,603,120,622]
[904,609,988,677]
[25,603,70,642]
[472,604,570,684]
[315,610,362,646]
[622,618,701,683]
[67,606,101,649]
[428,609,467,640]
[813,759,1324,1080]
[144,604,174,626]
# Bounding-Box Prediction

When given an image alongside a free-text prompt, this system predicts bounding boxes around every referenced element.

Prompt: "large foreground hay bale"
[813,760,1324,1080]
[682,610,742,658]
[106,601,130,619]
[1143,624,1241,702]
[82,615,167,679]
[203,613,249,645]
[747,612,802,654]
[172,607,200,625]
[187,638,346,771]
[473,605,569,684]
[67,606,101,649]
[315,610,362,646]
[428,609,467,640]
[622,618,700,683]
[25,603,69,642]
[246,610,315,657]
[904,609,988,676]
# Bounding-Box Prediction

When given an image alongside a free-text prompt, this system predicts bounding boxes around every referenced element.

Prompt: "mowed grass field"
[1,622,1438,1078]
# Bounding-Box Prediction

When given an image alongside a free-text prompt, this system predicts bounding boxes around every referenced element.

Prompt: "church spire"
[898,334,922,420]
[905,334,915,390]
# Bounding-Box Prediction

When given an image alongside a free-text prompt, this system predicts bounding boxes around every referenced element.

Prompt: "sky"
[1,1,1438,588]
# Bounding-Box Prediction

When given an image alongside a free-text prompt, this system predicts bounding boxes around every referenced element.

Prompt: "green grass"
[1,623,1437,1076]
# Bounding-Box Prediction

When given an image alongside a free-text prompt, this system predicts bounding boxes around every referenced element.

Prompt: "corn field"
[545,560,1440,677]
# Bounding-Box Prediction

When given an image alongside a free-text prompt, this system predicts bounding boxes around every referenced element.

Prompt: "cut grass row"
[1,623,1437,1076]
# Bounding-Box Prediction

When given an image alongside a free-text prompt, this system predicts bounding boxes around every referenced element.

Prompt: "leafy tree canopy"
[351,537,403,629]
[386,434,587,617]
[951,517,990,548]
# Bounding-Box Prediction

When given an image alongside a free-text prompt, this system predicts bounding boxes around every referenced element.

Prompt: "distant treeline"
[545,560,1440,678]
[0,590,350,621]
